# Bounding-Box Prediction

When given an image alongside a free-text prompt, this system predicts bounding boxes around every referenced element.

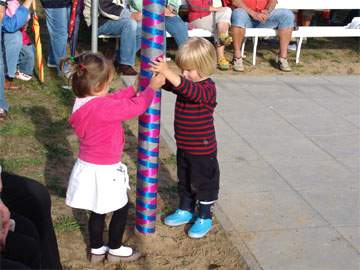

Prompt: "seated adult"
[231,0,294,72]
[164,3,188,48]
[187,0,232,70]
[0,166,62,269]
[130,0,188,48]
[84,0,141,76]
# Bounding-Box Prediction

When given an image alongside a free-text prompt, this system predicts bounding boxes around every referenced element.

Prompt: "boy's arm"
[172,77,214,103]
[162,68,181,88]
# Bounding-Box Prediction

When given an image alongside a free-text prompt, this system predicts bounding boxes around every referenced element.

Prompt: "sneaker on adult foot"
[276,56,292,72]
[0,108,7,121]
[287,43,297,51]
[107,246,142,263]
[47,62,57,69]
[15,71,32,81]
[232,57,244,72]
[188,218,212,238]
[164,209,193,226]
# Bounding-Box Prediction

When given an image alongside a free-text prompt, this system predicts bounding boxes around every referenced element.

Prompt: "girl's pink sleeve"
[108,86,136,99]
[97,87,155,122]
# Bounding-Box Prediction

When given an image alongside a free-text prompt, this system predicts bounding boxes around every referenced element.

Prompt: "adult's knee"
[275,9,295,29]
[127,19,138,32]
[231,8,251,28]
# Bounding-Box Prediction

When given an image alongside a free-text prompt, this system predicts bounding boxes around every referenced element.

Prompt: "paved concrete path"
[157,75,359,270]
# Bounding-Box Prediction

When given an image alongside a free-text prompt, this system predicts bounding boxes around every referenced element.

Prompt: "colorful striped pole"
[135,0,165,234]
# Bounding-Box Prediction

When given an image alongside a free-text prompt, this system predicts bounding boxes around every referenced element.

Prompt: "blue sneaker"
[188,218,212,238]
[164,209,193,226]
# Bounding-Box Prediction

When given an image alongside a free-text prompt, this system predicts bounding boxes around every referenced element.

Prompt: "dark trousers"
[1,172,62,269]
[89,203,129,249]
[1,257,30,269]
[1,212,41,269]
[177,150,220,206]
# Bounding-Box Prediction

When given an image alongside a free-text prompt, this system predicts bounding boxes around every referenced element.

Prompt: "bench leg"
[296,37,303,64]
[252,36,258,66]
[241,38,246,58]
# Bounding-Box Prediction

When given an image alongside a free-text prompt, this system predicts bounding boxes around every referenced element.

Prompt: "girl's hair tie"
[78,64,86,71]
[69,56,76,62]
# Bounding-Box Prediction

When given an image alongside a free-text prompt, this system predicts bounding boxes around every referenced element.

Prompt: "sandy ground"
[51,119,248,270]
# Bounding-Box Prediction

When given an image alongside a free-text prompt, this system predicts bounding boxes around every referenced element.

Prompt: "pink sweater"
[69,86,155,165]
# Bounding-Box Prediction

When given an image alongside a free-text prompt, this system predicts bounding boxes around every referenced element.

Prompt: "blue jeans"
[3,31,22,78]
[98,19,141,66]
[18,44,35,76]
[232,8,294,29]
[0,21,8,112]
[165,15,188,48]
[44,7,70,75]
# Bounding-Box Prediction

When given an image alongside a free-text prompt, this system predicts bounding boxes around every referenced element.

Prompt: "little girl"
[63,52,165,263]
[150,37,220,238]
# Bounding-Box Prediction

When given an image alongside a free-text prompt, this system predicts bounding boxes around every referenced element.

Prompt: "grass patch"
[162,153,176,166]
[0,157,43,172]
[0,122,35,136]
[54,215,81,232]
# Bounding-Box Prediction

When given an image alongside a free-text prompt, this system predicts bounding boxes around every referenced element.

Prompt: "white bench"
[98,0,360,65]
[243,0,360,65]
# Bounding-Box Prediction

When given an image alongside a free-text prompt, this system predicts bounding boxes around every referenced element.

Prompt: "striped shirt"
[164,77,217,155]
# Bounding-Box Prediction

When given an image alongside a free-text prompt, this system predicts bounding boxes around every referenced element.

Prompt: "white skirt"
[66,159,130,214]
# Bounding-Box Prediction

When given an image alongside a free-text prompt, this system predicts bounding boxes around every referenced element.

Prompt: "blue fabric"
[98,18,141,66]
[232,8,294,29]
[164,209,193,226]
[188,218,212,238]
[165,15,188,48]
[0,20,9,112]
[3,31,22,78]
[18,44,35,75]
[44,7,70,75]
[2,6,29,33]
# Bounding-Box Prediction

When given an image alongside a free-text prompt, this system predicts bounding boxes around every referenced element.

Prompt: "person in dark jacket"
[0,165,62,269]
[40,0,72,76]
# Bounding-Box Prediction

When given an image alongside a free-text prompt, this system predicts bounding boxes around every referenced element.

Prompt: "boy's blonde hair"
[175,37,217,78]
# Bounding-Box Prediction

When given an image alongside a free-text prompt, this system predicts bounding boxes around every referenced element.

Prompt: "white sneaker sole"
[188,229,211,238]
[164,219,192,227]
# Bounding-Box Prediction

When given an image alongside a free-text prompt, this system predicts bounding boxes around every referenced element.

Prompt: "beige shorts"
[191,7,232,35]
